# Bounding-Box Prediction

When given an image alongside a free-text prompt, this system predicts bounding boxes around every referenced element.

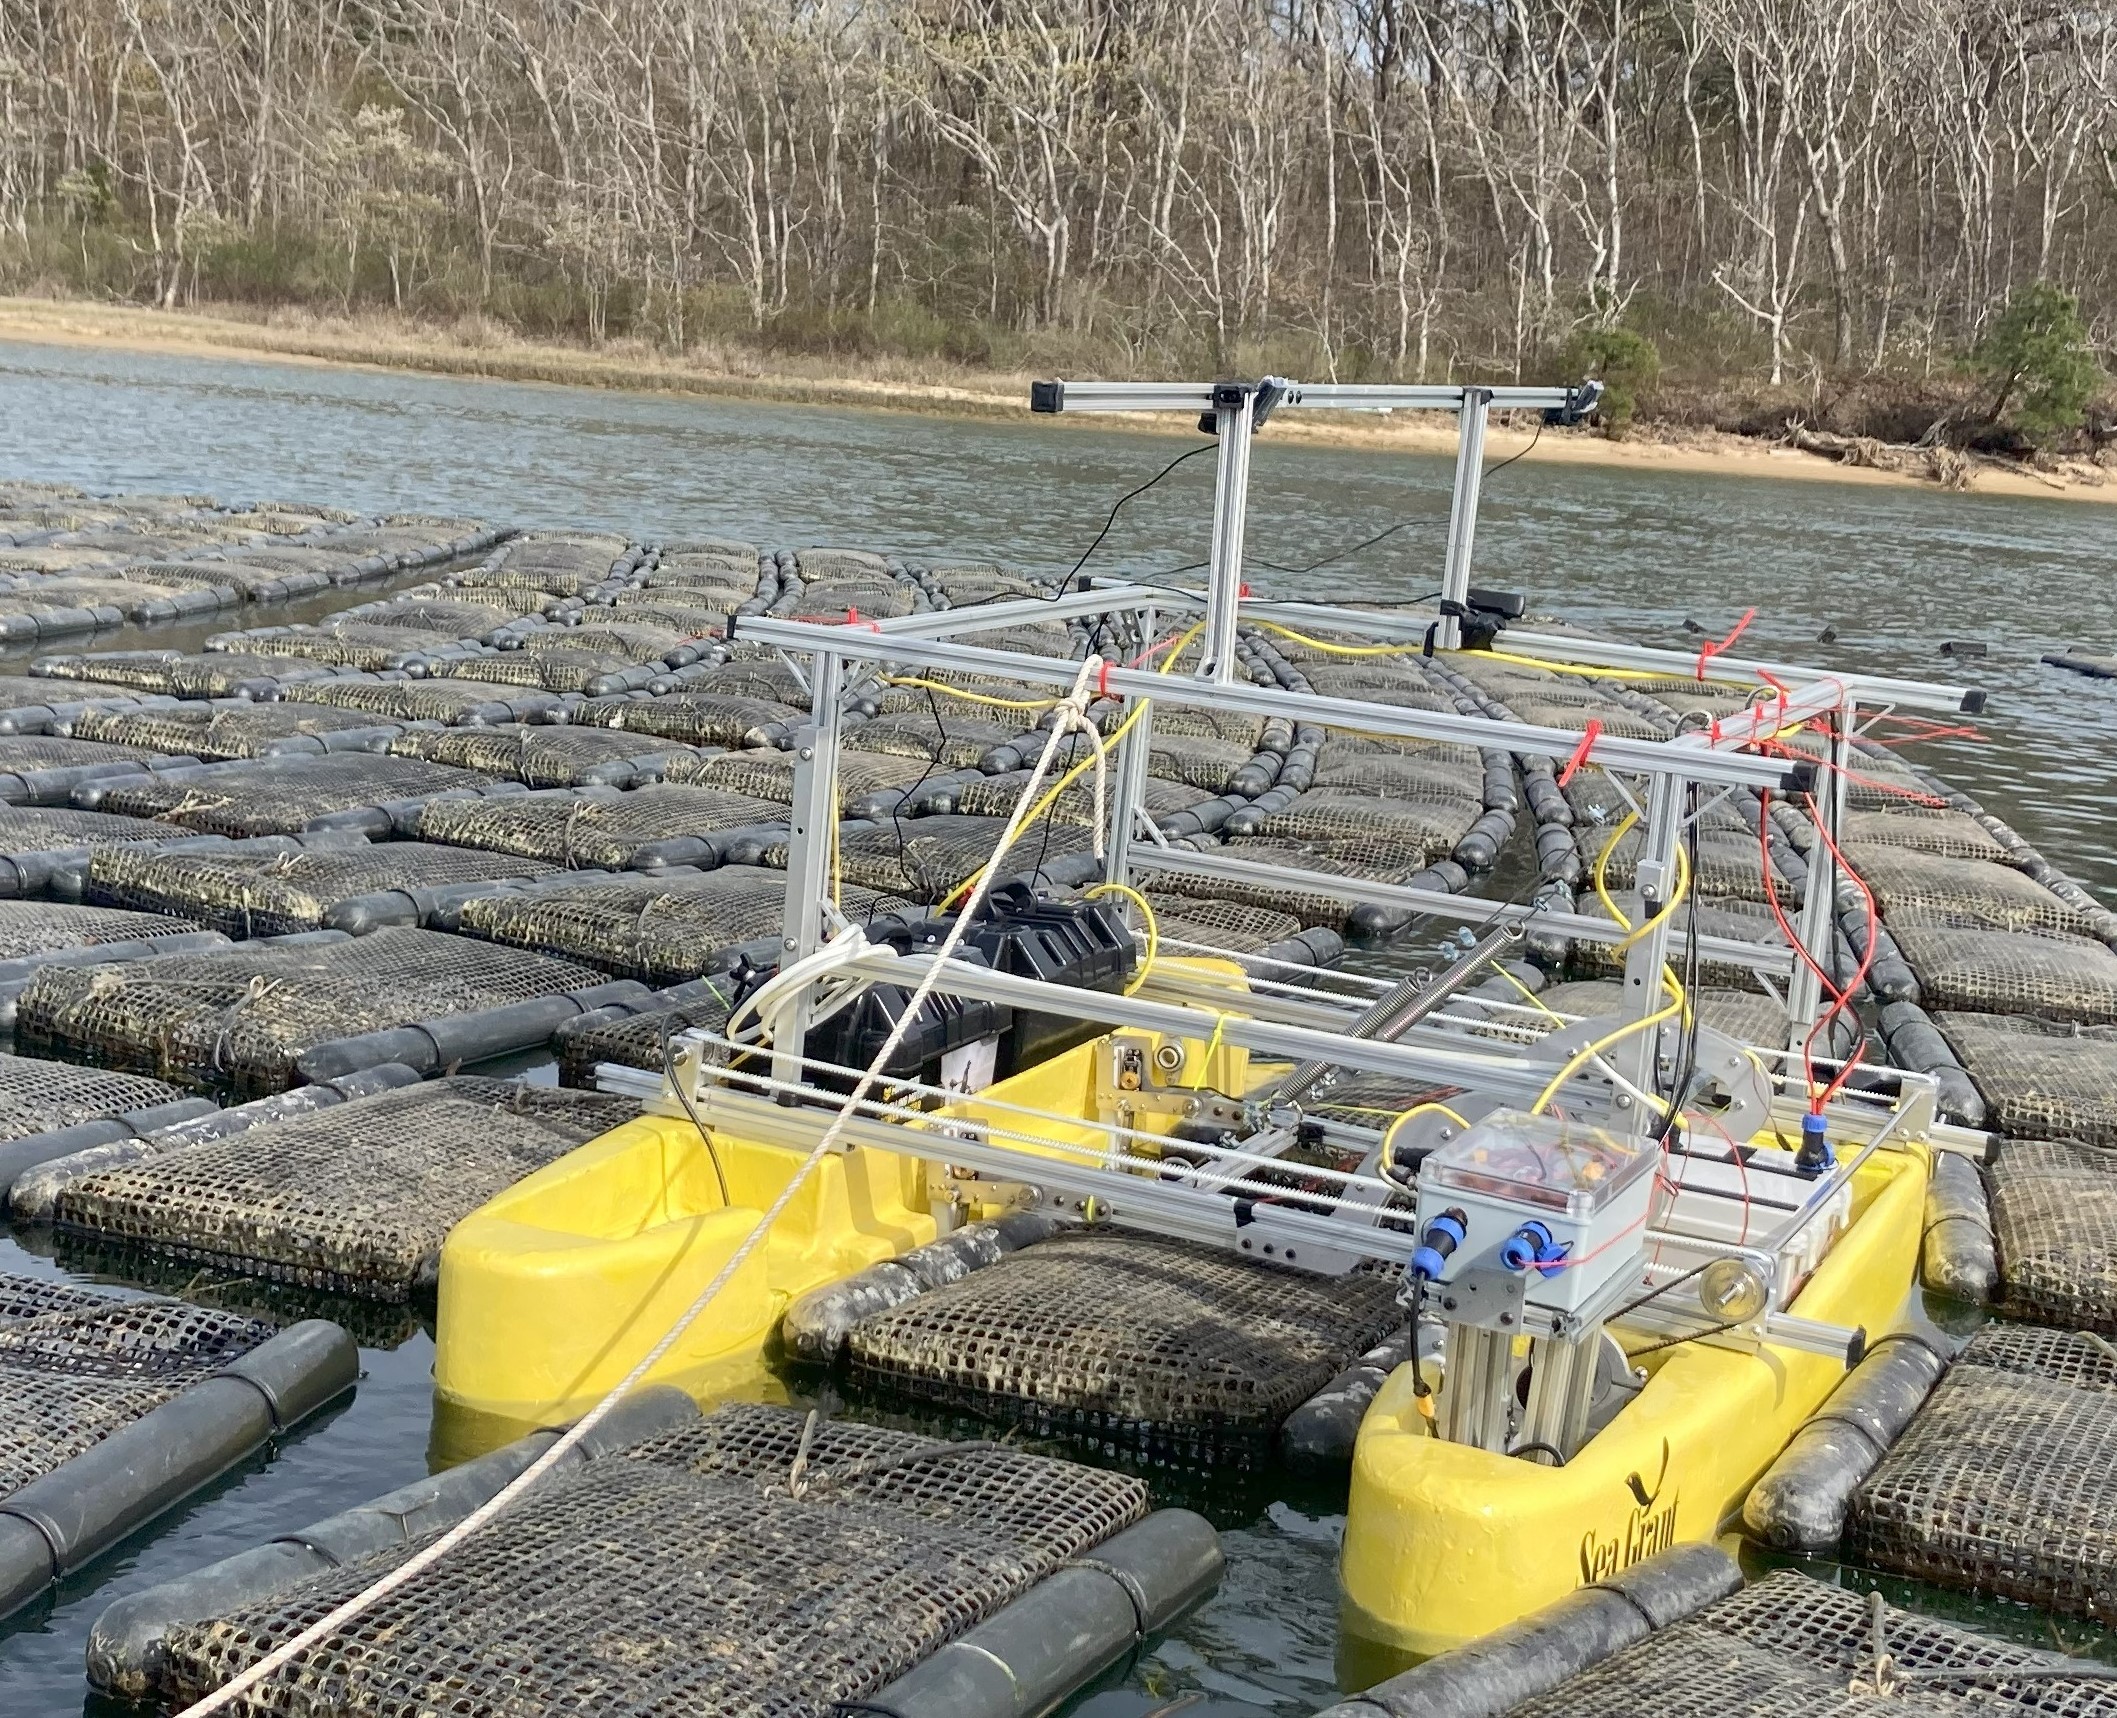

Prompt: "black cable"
[661,1014,731,1207]
[1054,440,1217,598]
[1623,1316,1746,1361]
[1507,1440,1568,1466]
[1606,1259,1714,1324]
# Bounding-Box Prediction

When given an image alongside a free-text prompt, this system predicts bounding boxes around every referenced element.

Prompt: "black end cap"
[1781,759,1818,793]
[1029,380,1064,414]
[723,613,740,644]
[1959,689,1988,715]
[1466,586,1528,619]
[1845,1325,1868,1369]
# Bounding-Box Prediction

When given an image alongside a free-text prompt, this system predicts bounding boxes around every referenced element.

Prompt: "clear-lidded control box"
[1415,1109,1659,1316]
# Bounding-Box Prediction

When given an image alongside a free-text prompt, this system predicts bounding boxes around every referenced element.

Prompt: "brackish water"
[1,337,2115,1715]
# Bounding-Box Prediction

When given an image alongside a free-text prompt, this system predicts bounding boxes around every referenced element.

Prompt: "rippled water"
[1,337,2114,1715]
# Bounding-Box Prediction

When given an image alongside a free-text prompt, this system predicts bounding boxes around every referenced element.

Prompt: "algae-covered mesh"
[0,806,183,856]
[955,769,1203,829]
[1148,894,1304,954]
[677,660,815,708]
[1842,808,2008,862]
[0,734,159,770]
[556,985,736,1086]
[1985,1139,2117,1334]
[276,677,553,725]
[232,625,470,670]
[0,900,202,958]
[764,815,1095,904]
[1157,840,1430,932]
[1512,1568,2117,1718]
[53,1078,635,1299]
[447,646,633,692]
[1309,749,1484,800]
[32,653,340,697]
[0,1052,183,1141]
[1861,848,2095,937]
[660,746,927,805]
[1889,925,2117,1025]
[1503,697,1668,742]
[89,842,556,938]
[417,784,785,868]
[0,1272,274,1494]
[1574,822,1798,905]
[1570,893,1787,986]
[1935,1011,2117,1148]
[1137,734,1263,794]
[159,1402,1146,1717]
[0,673,153,710]
[461,867,877,984]
[1242,791,1480,867]
[1533,980,1792,1050]
[844,1229,1404,1460]
[91,754,495,838]
[16,927,601,1096]
[846,713,1027,771]
[1849,1322,2117,1623]
[70,700,392,760]
[569,691,804,747]
[387,722,696,787]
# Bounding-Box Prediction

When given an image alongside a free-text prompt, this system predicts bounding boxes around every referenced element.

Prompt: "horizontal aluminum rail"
[1033,380,1583,414]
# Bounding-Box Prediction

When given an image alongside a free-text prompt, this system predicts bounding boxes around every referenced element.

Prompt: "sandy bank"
[4,296,2111,507]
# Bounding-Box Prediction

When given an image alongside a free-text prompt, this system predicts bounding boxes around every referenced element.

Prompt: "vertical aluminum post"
[1198,390,1255,686]
[1437,388,1493,652]
[1786,705,1852,1040]
[1614,772,1683,1128]
[1104,608,1156,893]
[773,647,844,1088]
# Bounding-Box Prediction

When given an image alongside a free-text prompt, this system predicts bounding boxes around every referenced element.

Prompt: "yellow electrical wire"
[941,623,1205,910]
[1083,881,1159,996]
[1490,960,1567,1026]
[1480,647,1744,688]
[1248,618,1417,660]
[880,676,1064,713]
[1380,1100,1469,1180]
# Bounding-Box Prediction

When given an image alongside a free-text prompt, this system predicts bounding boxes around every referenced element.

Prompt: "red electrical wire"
[1802,790,1880,1108]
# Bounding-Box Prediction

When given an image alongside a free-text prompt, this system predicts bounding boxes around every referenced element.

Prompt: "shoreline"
[4,295,2112,506]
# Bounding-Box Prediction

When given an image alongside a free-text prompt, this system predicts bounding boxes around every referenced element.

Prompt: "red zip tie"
[1556,718,1604,786]
[1096,658,1112,698]
[1696,608,1756,681]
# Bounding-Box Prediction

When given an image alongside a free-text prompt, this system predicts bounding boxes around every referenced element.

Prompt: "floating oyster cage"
[614,378,2000,1443]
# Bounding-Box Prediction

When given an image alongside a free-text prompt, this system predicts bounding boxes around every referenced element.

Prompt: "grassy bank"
[5,295,2113,506]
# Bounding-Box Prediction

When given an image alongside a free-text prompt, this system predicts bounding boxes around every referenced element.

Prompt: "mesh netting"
[1861,849,2095,937]
[0,674,152,710]
[556,985,736,1086]
[1514,1568,2117,1717]
[158,1403,1146,1717]
[70,701,390,760]
[954,770,1203,829]
[1889,925,2117,1025]
[1136,734,1260,793]
[1570,893,1787,985]
[0,1272,275,1495]
[676,661,816,707]
[0,1051,183,1141]
[0,736,163,780]
[1935,1011,2117,1148]
[1534,979,1790,1048]
[1244,791,1480,867]
[761,815,1092,904]
[1147,893,1304,954]
[275,678,551,724]
[233,626,471,670]
[335,600,520,635]
[447,648,635,692]
[517,622,687,660]
[1576,823,1800,905]
[54,1077,634,1298]
[1842,809,2009,862]
[386,723,696,786]
[0,900,202,957]
[1782,737,1944,812]
[89,842,556,938]
[1503,697,1669,741]
[591,599,728,635]
[1136,705,1264,748]
[570,692,805,747]
[92,754,494,838]
[845,1228,1403,1460]
[1309,749,1484,800]
[791,583,918,621]
[461,866,875,983]
[33,653,341,697]
[1152,840,1431,931]
[660,747,926,804]
[0,805,183,855]
[1849,1321,2117,1622]
[416,784,785,868]
[1986,1138,2117,1334]
[1565,770,1748,833]
[16,927,601,1096]
[846,714,1025,771]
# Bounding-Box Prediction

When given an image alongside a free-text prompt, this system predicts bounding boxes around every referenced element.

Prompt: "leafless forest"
[1,0,2112,400]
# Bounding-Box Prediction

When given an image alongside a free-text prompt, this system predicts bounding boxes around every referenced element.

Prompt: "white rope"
[174,653,1111,1718]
